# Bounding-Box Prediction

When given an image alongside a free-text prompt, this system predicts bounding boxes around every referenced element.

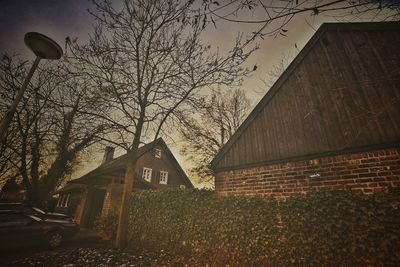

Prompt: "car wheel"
[46,231,64,248]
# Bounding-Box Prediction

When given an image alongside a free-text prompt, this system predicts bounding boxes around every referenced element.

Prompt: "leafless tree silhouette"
[178,88,251,186]
[66,0,254,247]
[0,55,107,206]
[200,0,400,44]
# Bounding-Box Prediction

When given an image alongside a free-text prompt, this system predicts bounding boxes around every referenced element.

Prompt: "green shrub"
[127,189,279,266]
[278,189,400,267]
[97,188,400,266]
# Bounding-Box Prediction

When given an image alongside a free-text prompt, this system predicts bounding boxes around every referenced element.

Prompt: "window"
[57,194,70,207]
[64,194,70,207]
[159,171,168,185]
[155,148,162,159]
[56,196,62,207]
[142,167,152,182]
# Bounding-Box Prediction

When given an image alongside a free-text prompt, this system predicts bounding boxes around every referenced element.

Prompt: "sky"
[0,0,388,187]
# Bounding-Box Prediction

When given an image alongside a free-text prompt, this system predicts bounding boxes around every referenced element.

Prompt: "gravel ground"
[0,247,196,267]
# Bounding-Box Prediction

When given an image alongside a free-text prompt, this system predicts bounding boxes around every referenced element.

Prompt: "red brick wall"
[101,184,123,217]
[214,148,400,199]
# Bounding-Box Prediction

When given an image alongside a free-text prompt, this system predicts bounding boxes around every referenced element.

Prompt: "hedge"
[96,189,400,266]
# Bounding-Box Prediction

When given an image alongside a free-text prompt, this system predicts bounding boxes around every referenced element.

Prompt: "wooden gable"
[136,140,194,188]
[211,22,400,171]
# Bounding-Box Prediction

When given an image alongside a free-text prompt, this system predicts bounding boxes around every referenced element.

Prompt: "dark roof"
[211,21,400,171]
[70,138,193,188]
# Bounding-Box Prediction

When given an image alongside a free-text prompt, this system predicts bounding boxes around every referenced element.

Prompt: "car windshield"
[31,207,46,214]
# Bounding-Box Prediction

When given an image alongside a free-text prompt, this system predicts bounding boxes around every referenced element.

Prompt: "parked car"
[0,203,75,222]
[0,210,79,250]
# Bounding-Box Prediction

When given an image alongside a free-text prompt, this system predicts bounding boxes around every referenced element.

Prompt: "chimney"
[102,146,115,164]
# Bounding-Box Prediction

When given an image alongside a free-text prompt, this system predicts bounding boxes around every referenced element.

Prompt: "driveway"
[0,229,196,266]
[0,228,110,266]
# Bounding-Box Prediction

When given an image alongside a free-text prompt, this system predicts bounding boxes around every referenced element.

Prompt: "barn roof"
[211,21,400,171]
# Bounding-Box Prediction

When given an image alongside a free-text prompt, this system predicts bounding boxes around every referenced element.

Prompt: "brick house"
[55,138,193,227]
[210,22,400,199]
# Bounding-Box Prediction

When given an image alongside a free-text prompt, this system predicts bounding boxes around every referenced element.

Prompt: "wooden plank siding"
[212,22,400,171]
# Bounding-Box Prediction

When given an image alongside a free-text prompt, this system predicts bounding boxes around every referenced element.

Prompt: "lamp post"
[0,32,63,141]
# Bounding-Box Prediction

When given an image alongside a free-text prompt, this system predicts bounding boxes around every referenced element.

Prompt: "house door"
[85,188,106,228]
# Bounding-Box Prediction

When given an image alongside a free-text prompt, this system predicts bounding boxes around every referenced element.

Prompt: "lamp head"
[24,32,63,59]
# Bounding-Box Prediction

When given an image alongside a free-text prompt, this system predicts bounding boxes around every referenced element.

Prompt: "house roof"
[54,183,86,194]
[211,21,400,171]
[70,138,193,188]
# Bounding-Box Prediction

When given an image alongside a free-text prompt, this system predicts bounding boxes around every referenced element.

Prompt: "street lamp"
[0,32,63,141]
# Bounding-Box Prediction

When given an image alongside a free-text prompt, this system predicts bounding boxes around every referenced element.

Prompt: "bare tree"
[261,52,294,92]
[0,55,25,182]
[0,55,106,206]
[179,88,251,185]
[200,0,400,43]
[66,0,254,247]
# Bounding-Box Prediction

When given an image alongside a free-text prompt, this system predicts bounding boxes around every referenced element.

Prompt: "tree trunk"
[115,114,145,248]
[115,149,138,248]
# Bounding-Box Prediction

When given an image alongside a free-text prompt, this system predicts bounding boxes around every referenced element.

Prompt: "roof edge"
[72,138,163,183]
[158,139,194,188]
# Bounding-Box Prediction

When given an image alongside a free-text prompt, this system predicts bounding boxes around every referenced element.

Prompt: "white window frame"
[142,167,152,182]
[64,193,70,207]
[155,148,162,159]
[159,171,168,185]
[57,193,70,207]
[56,196,62,207]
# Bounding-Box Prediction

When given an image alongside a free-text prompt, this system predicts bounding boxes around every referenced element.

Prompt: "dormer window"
[155,148,162,159]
